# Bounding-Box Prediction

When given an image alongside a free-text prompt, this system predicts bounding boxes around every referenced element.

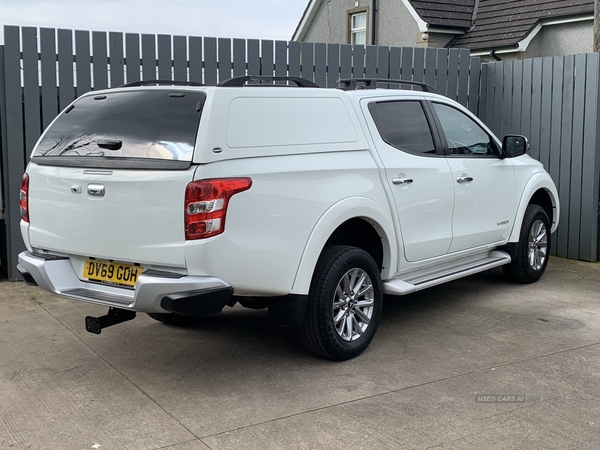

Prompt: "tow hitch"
[85,307,137,334]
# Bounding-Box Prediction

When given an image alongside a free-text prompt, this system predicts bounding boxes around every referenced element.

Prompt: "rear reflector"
[185,178,252,240]
[20,173,29,223]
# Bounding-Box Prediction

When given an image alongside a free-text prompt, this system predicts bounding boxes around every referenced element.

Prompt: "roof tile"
[443,0,593,50]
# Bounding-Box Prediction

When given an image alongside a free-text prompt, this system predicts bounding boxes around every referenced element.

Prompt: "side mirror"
[502,135,529,158]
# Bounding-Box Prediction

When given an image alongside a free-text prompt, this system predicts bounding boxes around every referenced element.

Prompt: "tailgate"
[26,163,196,268]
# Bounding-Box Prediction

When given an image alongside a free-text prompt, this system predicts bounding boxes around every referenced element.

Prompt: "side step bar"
[85,307,137,334]
[383,250,511,295]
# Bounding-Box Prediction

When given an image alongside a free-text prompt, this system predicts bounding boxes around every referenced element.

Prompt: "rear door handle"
[457,176,473,184]
[87,184,105,197]
[392,177,413,185]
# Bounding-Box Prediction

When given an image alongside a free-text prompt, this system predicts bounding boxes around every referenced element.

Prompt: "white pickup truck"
[17,76,559,360]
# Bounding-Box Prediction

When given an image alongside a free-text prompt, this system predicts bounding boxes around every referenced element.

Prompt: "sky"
[0,0,309,43]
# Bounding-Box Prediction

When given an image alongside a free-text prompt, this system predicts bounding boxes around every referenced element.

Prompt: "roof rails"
[120,80,205,87]
[337,78,439,94]
[217,76,319,88]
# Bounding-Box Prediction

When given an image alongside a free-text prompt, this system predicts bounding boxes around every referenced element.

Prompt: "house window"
[350,11,367,45]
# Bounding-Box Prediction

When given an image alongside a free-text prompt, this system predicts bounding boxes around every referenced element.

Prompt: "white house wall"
[376,0,420,47]
[480,20,594,61]
[302,0,371,44]
[524,21,593,59]
[300,0,422,47]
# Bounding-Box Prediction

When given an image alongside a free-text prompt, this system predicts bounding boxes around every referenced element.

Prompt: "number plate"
[83,259,144,287]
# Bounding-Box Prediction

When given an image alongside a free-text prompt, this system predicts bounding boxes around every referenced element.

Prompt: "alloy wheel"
[527,219,548,271]
[332,268,375,342]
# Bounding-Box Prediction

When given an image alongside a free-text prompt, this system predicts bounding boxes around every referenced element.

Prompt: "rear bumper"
[17,251,232,315]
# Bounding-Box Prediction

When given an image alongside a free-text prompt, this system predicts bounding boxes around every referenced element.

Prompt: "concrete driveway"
[1,257,598,450]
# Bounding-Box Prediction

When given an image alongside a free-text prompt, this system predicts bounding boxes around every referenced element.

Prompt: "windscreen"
[34,90,205,163]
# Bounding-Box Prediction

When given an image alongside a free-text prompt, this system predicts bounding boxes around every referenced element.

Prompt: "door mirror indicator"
[502,135,529,158]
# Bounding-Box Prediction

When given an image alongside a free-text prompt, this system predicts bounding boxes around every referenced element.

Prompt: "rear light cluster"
[185,178,252,240]
[20,173,29,222]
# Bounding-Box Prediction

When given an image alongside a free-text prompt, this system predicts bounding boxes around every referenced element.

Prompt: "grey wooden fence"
[0,25,480,279]
[479,55,600,262]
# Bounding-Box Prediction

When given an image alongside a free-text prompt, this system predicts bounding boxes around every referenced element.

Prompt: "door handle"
[456,176,473,184]
[87,184,105,197]
[392,177,413,185]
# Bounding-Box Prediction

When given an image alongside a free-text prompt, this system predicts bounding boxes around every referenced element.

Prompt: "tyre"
[147,312,204,326]
[503,204,551,283]
[300,245,383,361]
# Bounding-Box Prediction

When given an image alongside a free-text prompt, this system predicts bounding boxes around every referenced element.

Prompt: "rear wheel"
[503,204,550,283]
[301,246,383,361]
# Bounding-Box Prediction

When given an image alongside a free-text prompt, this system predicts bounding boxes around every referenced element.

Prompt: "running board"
[383,250,511,295]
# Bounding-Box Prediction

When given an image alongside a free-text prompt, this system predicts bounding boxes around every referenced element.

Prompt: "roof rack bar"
[217,76,319,88]
[337,78,439,94]
[120,80,205,87]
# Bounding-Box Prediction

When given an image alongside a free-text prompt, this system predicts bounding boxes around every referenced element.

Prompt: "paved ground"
[0,257,599,450]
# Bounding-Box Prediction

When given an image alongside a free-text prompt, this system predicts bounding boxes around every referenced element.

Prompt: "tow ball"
[85,307,137,334]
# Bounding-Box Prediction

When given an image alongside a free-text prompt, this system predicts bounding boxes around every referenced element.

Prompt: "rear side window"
[368,101,436,155]
[34,90,205,166]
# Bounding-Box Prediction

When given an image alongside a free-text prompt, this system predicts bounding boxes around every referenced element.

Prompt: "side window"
[369,101,437,156]
[432,103,496,156]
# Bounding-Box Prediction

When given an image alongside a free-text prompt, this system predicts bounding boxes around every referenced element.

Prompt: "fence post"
[2,26,27,280]
[0,44,7,273]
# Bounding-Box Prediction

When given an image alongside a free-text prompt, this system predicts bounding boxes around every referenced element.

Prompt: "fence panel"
[92,31,108,90]
[340,44,352,79]
[59,29,76,106]
[400,47,413,81]
[276,40,288,79]
[314,43,326,86]
[478,54,600,261]
[141,34,156,80]
[581,54,600,261]
[189,36,203,82]
[22,27,41,155]
[327,44,340,87]
[1,26,26,280]
[204,37,217,85]
[76,31,93,93]
[435,48,448,95]
[351,44,364,79]
[41,28,59,127]
[157,35,171,80]
[413,47,424,83]
[549,58,564,186]
[247,39,260,76]
[467,56,481,114]
[457,48,469,105]
[424,48,436,87]
[173,36,188,81]
[110,32,125,87]
[557,56,575,257]
[233,39,247,77]
[218,38,232,82]
[262,40,274,78]
[510,60,523,135]
[567,54,587,260]
[299,42,312,79]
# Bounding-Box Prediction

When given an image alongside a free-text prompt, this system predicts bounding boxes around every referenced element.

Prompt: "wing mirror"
[502,135,529,158]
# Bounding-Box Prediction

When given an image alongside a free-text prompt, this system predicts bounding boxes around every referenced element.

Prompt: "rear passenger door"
[430,102,517,252]
[365,99,455,263]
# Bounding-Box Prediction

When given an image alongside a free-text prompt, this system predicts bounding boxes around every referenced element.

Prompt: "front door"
[430,102,517,253]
